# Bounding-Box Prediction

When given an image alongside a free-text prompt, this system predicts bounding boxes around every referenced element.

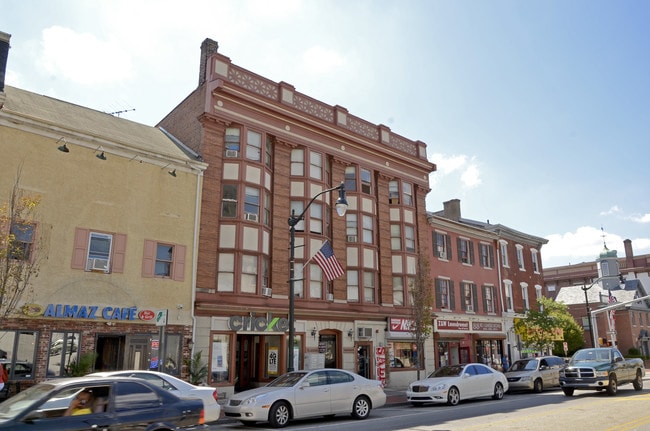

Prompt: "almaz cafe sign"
[229,313,290,333]
[22,303,156,321]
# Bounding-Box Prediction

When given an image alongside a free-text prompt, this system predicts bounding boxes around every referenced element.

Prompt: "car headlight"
[594,371,609,378]
[519,376,532,382]
[430,383,447,391]
[241,395,265,406]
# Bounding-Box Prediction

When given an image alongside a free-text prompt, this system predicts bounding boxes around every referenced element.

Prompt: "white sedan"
[88,370,220,423]
[223,368,386,428]
[406,363,508,406]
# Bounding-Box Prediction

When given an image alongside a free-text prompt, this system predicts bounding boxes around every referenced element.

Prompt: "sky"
[2,0,649,269]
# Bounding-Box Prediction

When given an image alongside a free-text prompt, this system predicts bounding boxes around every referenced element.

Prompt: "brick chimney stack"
[443,199,461,222]
[199,38,219,86]
[0,31,10,106]
[623,239,634,269]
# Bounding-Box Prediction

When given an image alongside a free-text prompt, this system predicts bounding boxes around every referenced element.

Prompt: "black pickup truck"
[559,347,645,396]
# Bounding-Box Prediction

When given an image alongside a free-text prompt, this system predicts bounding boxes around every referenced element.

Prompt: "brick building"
[158,39,436,392]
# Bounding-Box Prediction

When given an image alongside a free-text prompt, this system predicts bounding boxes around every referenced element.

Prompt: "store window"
[210,333,231,384]
[388,341,422,369]
[0,330,37,380]
[47,331,81,377]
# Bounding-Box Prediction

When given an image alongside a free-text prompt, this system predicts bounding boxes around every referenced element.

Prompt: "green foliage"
[66,352,98,376]
[183,350,208,385]
[514,296,584,355]
[409,256,435,379]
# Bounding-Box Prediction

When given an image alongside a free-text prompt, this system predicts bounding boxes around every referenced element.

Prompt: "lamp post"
[581,274,625,348]
[287,182,348,372]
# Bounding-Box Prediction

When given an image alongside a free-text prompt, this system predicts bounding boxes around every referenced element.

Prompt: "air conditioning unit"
[88,258,109,273]
[326,293,334,302]
[261,287,272,297]
[438,251,447,259]
[357,327,373,338]
[244,213,258,222]
[346,235,357,242]
[225,149,239,158]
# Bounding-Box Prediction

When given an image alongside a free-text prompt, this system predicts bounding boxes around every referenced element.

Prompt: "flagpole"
[286,183,347,372]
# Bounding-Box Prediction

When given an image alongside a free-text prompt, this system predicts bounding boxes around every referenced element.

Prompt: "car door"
[327,370,358,413]
[293,371,331,418]
[112,380,173,429]
[459,365,481,398]
[471,365,497,398]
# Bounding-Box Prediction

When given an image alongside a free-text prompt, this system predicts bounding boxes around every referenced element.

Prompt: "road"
[206,386,650,430]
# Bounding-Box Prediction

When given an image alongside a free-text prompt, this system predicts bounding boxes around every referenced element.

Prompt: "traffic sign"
[155,309,168,326]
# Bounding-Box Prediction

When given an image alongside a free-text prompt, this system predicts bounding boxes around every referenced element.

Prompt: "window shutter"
[449,280,456,310]
[469,241,475,265]
[142,239,156,278]
[472,283,479,312]
[482,286,488,312]
[446,235,452,260]
[71,228,89,269]
[172,244,186,282]
[435,279,442,307]
[111,234,127,273]
[489,245,495,268]
[456,238,462,263]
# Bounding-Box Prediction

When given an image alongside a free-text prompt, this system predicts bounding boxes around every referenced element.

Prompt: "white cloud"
[630,213,650,223]
[302,45,344,75]
[599,205,621,216]
[460,158,481,188]
[543,226,628,267]
[40,26,133,85]
[429,153,481,189]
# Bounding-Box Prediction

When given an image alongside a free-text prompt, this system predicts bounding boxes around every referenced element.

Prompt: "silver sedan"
[223,368,386,428]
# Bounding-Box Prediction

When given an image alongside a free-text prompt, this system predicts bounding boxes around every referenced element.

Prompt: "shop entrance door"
[235,335,259,391]
[95,335,125,371]
[356,343,372,378]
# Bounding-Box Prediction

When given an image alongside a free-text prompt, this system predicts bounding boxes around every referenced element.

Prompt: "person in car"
[64,389,94,416]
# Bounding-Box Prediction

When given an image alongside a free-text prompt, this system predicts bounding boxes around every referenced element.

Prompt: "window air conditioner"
[262,287,272,297]
[244,213,258,222]
[346,235,357,242]
[88,258,109,273]
[357,327,373,338]
[225,149,239,158]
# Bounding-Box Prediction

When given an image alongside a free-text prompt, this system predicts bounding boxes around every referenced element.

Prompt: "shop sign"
[22,303,154,321]
[375,346,386,387]
[471,321,503,332]
[389,317,413,332]
[228,313,289,332]
[436,319,470,331]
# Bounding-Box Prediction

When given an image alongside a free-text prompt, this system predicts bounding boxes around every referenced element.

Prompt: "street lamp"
[581,274,624,347]
[287,182,348,372]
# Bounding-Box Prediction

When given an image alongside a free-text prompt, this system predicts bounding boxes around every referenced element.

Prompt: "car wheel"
[562,388,574,397]
[351,395,371,420]
[492,382,505,400]
[533,379,543,393]
[606,376,617,396]
[268,401,291,428]
[633,370,643,391]
[447,386,460,406]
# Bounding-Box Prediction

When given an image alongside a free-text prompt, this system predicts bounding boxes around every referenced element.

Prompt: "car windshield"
[428,365,464,378]
[509,359,538,371]
[267,372,309,387]
[573,349,611,363]
[0,383,54,420]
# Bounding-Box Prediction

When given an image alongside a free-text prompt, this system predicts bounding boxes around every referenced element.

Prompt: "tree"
[514,296,584,355]
[409,256,435,379]
[183,350,208,385]
[0,167,46,327]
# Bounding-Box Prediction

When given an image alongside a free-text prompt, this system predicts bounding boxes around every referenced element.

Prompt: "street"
[205,386,650,430]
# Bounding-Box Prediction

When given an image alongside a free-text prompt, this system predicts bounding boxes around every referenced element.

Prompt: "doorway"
[95,335,125,371]
[356,343,372,378]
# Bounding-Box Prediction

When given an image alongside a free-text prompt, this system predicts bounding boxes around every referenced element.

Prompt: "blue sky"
[2,0,649,268]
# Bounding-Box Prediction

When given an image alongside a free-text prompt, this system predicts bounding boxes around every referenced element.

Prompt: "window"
[221,184,238,217]
[217,253,235,292]
[210,333,231,384]
[500,241,509,267]
[504,281,513,311]
[0,330,37,380]
[115,381,160,410]
[72,228,126,273]
[294,263,304,298]
[516,245,525,270]
[402,182,413,206]
[309,151,322,180]
[458,238,474,264]
[462,282,477,312]
[483,285,496,313]
[434,232,451,260]
[263,192,271,226]
[363,271,375,303]
[390,225,401,250]
[9,221,35,260]
[346,214,358,242]
[393,276,404,306]
[225,127,240,157]
[262,257,270,288]
[265,135,273,167]
[244,187,260,221]
[479,243,494,268]
[435,278,454,310]
[163,333,181,375]
[405,226,415,252]
[290,201,305,231]
[290,149,304,176]
[362,215,373,244]
[388,181,399,204]
[521,283,529,310]
[344,166,357,191]
[388,341,422,369]
[309,203,323,234]
[47,332,80,377]
[347,270,359,302]
[531,249,539,273]
[246,130,262,161]
[309,264,323,299]
[241,255,258,293]
[360,168,372,194]
[142,240,186,281]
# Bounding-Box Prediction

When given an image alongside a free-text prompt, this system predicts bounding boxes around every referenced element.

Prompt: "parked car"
[87,370,220,423]
[0,376,205,430]
[505,355,566,392]
[406,363,508,406]
[0,359,33,379]
[223,368,386,428]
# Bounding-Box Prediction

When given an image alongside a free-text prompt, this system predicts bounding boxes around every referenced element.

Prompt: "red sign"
[389,317,413,332]
[139,310,155,321]
[375,347,386,387]
[436,319,470,331]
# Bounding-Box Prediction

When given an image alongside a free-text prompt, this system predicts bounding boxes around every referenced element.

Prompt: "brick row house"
[0,32,207,394]
[428,199,548,369]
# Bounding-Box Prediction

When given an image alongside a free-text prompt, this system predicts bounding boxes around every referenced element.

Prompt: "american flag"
[608,290,617,323]
[313,241,344,281]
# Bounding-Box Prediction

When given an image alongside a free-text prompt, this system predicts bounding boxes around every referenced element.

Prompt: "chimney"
[623,239,634,269]
[199,38,219,86]
[0,31,10,104]
[443,199,461,222]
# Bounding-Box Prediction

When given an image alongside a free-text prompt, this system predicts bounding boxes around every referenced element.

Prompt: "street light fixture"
[581,273,624,347]
[287,182,348,372]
